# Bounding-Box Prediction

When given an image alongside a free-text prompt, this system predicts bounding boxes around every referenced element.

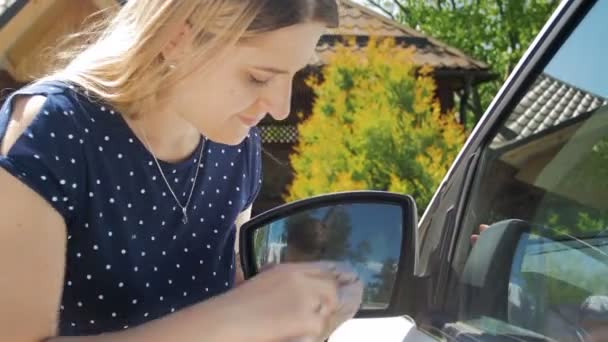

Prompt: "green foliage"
[281,207,373,263]
[547,211,607,236]
[287,38,465,213]
[321,207,356,260]
[366,257,398,304]
[526,211,608,307]
[253,227,270,268]
[366,0,559,125]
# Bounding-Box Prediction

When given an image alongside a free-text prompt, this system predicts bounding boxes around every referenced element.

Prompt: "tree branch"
[365,0,397,20]
[495,0,519,52]
[390,0,409,17]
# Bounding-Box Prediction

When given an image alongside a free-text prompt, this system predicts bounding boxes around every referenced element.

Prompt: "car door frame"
[401,0,600,335]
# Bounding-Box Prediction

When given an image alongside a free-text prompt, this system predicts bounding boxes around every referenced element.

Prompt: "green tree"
[287,38,465,213]
[322,207,354,260]
[367,257,399,305]
[365,0,559,126]
[253,226,271,267]
[323,206,373,263]
[519,213,608,306]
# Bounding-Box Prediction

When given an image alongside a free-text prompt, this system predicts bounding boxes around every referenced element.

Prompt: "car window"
[446,1,608,341]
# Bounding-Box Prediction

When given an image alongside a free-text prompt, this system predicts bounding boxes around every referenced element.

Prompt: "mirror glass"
[251,202,404,310]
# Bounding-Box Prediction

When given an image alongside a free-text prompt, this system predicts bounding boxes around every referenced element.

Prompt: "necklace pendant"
[181,208,188,225]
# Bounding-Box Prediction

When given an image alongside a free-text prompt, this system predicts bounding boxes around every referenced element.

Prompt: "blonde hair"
[45,0,338,117]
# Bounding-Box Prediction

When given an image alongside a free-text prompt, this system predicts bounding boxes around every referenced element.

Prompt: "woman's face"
[167,22,326,145]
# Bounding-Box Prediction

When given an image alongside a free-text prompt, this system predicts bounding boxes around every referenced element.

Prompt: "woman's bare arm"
[1,97,345,342]
[0,97,239,342]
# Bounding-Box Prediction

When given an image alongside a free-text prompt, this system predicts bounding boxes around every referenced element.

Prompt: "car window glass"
[447,1,608,341]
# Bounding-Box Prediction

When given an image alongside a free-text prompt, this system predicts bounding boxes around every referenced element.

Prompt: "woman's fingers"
[471,224,491,245]
[237,261,363,342]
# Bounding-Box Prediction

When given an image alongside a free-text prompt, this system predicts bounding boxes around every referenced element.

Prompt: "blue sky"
[544,1,608,98]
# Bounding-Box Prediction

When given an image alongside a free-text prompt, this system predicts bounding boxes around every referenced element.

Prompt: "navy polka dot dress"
[0,80,262,336]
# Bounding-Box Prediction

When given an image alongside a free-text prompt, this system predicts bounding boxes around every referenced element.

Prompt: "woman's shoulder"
[0,80,95,221]
[1,80,84,144]
[9,79,84,107]
[9,79,112,119]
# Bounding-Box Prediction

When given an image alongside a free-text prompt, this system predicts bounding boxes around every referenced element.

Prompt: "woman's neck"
[125,106,201,164]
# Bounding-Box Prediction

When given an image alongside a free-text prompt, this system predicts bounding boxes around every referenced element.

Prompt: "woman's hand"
[214,262,361,342]
[470,224,490,245]
[320,270,364,341]
[294,262,363,342]
[50,262,359,342]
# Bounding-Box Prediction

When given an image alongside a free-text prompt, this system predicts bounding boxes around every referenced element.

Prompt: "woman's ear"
[161,22,193,63]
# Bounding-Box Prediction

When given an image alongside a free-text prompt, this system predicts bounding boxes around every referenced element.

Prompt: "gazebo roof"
[314,0,492,79]
[1,0,492,76]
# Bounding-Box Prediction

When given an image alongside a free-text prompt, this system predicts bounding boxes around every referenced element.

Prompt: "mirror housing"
[460,219,531,320]
[239,191,419,318]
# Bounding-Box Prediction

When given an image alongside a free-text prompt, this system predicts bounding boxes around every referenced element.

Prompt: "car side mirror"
[239,191,418,318]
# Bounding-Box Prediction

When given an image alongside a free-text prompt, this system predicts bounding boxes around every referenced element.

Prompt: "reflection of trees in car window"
[562,136,608,188]
[457,100,608,337]
[365,257,398,306]
[279,206,374,264]
[319,205,374,264]
[547,211,607,237]
[515,234,608,310]
[253,225,272,267]
[282,213,329,262]
[322,206,353,260]
[507,234,608,341]
[462,101,608,339]
[455,102,608,340]
[480,99,608,236]
[449,2,608,339]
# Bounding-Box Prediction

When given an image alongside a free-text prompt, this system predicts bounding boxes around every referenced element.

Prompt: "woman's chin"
[205,130,250,146]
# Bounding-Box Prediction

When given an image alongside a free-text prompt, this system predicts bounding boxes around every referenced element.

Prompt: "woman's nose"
[266,82,293,121]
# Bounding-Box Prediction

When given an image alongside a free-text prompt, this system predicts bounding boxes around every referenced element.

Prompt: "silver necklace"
[139,127,206,225]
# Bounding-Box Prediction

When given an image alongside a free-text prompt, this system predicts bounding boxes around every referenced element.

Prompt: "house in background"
[0,0,117,92]
[0,0,495,214]
[256,1,495,213]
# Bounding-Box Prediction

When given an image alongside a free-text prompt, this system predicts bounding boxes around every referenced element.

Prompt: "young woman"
[0,1,362,341]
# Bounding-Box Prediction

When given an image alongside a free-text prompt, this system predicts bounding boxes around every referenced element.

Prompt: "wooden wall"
[0,0,115,84]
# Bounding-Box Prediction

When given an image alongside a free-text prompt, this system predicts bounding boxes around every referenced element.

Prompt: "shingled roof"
[1,0,490,74]
[316,0,491,74]
[495,73,608,146]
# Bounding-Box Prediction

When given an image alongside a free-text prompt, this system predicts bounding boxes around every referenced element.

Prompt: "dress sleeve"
[0,87,87,223]
[243,127,263,210]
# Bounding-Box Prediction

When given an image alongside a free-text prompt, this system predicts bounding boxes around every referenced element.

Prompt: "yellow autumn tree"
[286,38,465,212]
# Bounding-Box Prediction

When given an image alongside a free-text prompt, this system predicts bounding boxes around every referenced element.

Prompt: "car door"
[410,0,608,340]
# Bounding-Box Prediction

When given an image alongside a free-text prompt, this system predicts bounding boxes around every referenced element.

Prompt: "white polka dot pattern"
[0,81,263,335]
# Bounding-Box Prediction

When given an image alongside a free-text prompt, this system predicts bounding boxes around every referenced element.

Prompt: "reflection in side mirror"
[240,191,417,317]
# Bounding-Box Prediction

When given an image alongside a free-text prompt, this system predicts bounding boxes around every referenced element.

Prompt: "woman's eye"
[248,75,271,87]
